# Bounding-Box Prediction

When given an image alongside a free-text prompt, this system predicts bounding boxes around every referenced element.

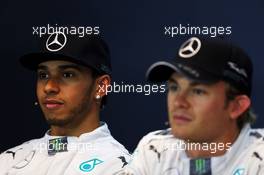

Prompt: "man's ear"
[229,95,251,120]
[95,75,111,98]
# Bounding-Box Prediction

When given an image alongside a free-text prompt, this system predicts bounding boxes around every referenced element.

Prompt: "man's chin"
[172,130,203,143]
[171,128,191,140]
[46,117,72,127]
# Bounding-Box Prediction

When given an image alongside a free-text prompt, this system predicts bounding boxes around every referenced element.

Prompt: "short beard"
[45,84,94,127]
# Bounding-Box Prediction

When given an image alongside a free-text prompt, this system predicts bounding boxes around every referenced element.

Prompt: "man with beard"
[119,37,264,175]
[0,34,130,174]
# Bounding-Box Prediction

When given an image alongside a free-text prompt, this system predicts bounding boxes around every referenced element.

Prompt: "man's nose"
[44,78,60,95]
[173,91,190,109]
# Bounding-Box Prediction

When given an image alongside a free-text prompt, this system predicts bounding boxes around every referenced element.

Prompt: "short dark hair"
[225,83,256,130]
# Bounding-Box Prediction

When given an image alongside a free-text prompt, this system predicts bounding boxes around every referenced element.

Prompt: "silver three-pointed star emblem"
[46,32,67,52]
[178,37,201,58]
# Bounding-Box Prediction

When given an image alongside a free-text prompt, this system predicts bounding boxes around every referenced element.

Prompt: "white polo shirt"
[0,122,130,175]
[119,124,264,175]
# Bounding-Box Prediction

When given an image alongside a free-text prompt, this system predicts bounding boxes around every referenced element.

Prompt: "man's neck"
[49,109,100,137]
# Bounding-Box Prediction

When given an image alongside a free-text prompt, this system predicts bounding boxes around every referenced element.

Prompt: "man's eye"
[63,72,75,78]
[168,84,179,92]
[38,72,49,80]
[192,88,206,95]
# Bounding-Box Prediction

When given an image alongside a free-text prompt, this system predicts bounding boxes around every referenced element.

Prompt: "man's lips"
[172,114,192,123]
[43,99,64,109]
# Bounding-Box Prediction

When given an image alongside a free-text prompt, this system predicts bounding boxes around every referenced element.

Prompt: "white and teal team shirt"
[0,122,130,175]
[119,124,264,175]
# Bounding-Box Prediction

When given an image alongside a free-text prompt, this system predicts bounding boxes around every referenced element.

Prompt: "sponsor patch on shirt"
[79,158,103,172]
[48,137,68,155]
[190,158,211,175]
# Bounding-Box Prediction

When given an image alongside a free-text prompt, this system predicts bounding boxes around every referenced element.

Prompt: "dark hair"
[225,83,256,130]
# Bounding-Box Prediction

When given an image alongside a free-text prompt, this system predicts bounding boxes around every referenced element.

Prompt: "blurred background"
[0,0,263,152]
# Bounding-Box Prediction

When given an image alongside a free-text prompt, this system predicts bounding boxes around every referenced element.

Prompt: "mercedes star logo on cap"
[46,32,67,52]
[178,37,201,58]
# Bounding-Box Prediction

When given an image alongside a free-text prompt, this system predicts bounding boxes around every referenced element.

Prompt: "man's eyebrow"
[37,65,47,70]
[190,80,217,87]
[168,78,177,83]
[168,77,208,87]
[37,64,83,71]
[58,64,82,71]
[190,81,203,86]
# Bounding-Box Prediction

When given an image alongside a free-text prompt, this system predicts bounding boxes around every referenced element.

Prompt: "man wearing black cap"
[0,33,130,174]
[120,37,264,175]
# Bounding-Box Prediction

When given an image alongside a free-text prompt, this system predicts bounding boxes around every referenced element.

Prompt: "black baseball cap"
[146,37,253,96]
[20,33,112,76]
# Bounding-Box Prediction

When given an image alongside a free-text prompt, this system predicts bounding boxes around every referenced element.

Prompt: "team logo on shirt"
[232,168,245,175]
[5,148,23,159]
[118,156,128,168]
[79,158,103,172]
[13,150,35,169]
[149,145,168,162]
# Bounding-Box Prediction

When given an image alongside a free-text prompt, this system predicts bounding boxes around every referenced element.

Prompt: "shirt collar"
[44,121,111,144]
[177,124,252,162]
[211,124,251,170]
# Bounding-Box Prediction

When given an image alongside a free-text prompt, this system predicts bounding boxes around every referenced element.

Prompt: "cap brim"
[20,52,102,73]
[20,52,78,70]
[146,60,220,83]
